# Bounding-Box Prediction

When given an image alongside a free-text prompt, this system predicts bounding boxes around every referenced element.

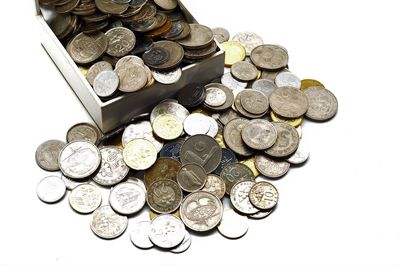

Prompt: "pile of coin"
[35,26,338,252]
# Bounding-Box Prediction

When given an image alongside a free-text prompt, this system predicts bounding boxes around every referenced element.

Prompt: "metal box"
[35,0,225,133]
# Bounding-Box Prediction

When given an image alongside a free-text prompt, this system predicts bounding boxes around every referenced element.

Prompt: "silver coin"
[122,121,164,152]
[126,176,146,192]
[115,63,148,93]
[170,230,191,253]
[252,79,278,97]
[154,0,177,10]
[221,72,247,90]
[130,221,154,249]
[249,208,273,219]
[255,155,290,179]
[212,27,230,43]
[232,31,264,56]
[69,184,102,214]
[66,123,101,145]
[269,87,309,119]
[183,113,210,136]
[265,122,300,158]
[217,208,249,239]
[287,139,310,164]
[275,71,301,89]
[206,116,219,138]
[93,70,119,98]
[180,191,223,232]
[150,101,189,124]
[90,205,128,239]
[92,146,129,186]
[249,182,279,210]
[35,140,66,171]
[36,175,66,203]
[205,87,227,107]
[230,180,259,215]
[241,119,277,150]
[61,174,90,190]
[218,109,242,125]
[250,44,288,70]
[149,214,186,249]
[115,55,144,69]
[177,164,207,193]
[59,141,101,179]
[303,87,338,121]
[86,61,113,86]
[231,61,258,81]
[201,174,226,199]
[152,68,182,85]
[105,27,136,57]
[109,182,146,215]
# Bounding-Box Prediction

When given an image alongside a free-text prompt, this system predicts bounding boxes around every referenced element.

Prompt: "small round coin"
[35,140,66,171]
[183,113,210,136]
[255,155,290,179]
[212,27,230,43]
[69,184,102,214]
[93,70,119,97]
[90,205,128,239]
[170,230,191,253]
[149,214,186,249]
[231,61,258,81]
[105,27,136,57]
[123,138,157,170]
[250,44,289,70]
[143,46,170,66]
[37,176,66,203]
[241,119,277,150]
[152,114,183,140]
[205,87,227,107]
[220,162,255,195]
[303,87,338,121]
[146,179,183,214]
[223,118,254,157]
[220,41,246,66]
[86,61,113,86]
[275,71,301,89]
[93,146,129,186]
[217,208,249,239]
[265,122,299,158]
[269,86,309,119]
[249,182,279,210]
[109,181,146,215]
[201,175,226,200]
[177,163,207,193]
[130,221,154,249]
[66,122,101,145]
[230,180,259,215]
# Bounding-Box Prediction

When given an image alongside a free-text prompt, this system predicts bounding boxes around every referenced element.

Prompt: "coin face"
[212,27,230,43]
[93,70,119,97]
[122,121,163,152]
[265,122,299,158]
[252,79,278,97]
[105,27,135,57]
[180,134,222,174]
[116,55,144,69]
[69,184,102,214]
[220,41,246,66]
[143,46,170,66]
[232,32,264,56]
[93,146,129,186]
[178,24,214,49]
[37,176,66,203]
[239,89,269,115]
[86,61,113,86]
[221,72,247,90]
[183,113,210,136]
[250,44,288,70]
[217,208,249,239]
[170,230,191,253]
[147,179,182,214]
[144,157,181,187]
[255,155,290,179]
[149,214,186,249]
[230,180,259,215]
[151,101,189,124]
[213,148,238,175]
[109,182,146,215]
[223,118,254,156]
[275,72,301,89]
[66,32,108,64]
[241,119,277,150]
[177,163,207,193]
[35,140,66,171]
[249,182,279,210]
[269,87,309,119]
[204,83,234,112]
[150,41,184,71]
[303,87,338,121]
[115,63,148,92]
[287,139,310,164]
[152,114,183,140]
[123,139,157,170]
[90,205,128,239]
[159,141,181,161]
[231,61,258,81]
[201,175,226,199]
[180,191,223,232]
[205,87,227,107]
[59,141,101,179]
[152,68,182,84]
[300,79,325,91]
[130,221,154,249]
[66,123,101,145]
[220,162,255,194]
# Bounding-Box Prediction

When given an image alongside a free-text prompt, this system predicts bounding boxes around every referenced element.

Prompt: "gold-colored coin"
[215,134,226,148]
[240,157,260,177]
[149,209,180,221]
[152,114,183,140]
[123,138,157,170]
[145,20,172,38]
[220,41,246,67]
[256,69,262,80]
[270,111,303,128]
[300,79,325,91]
[79,66,88,76]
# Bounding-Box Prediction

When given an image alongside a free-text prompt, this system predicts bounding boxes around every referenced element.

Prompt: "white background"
[0,0,399,264]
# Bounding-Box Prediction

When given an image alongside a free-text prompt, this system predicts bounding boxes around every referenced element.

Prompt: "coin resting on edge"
[35,140,66,171]
[93,70,119,97]
[146,179,183,214]
[109,181,146,215]
[177,163,207,193]
[69,184,102,214]
[123,138,157,170]
[37,176,66,203]
[90,205,128,239]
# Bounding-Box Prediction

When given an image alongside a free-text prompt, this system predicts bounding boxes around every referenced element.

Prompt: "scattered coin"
[221,72,247,90]
[201,175,226,199]
[265,122,299,158]
[37,176,66,203]
[35,140,66,171]
[183,113,210,136]
[69,184,102,214]
[130,221,154,249]
[231,61,258,82]
[93,146,129,186]
[205,87,227,107]
[249,182,279,210]
[147,179,182,214]
[269,87,309,119]
[217,208,249,239]
[287,139,310,164]
[303,87,338,121]
[220,162,255,195]
[232,31,264,56]
[220,41,246,66]
[66,123,101,145]
[255,155,290,179]
[109,181,146,215]
[152,114,183,140]
[212,27,230,43]
[170,230,191,253]
[250,44,288,70]
[178,24,214,49]
[252,79,278,97]
[300,79,325,91]
[223,118,254,156]
[123,138,157,170]
[66,32,108,64]
[241,119,277,150]
[150,100,189,124]
[275,71,301,89]
[122,120,163,151]
[86,61,113,86]
[239,89,269,115]
[230,180,259,215]
[149,214,186,249]
[93,70,119,97]
[177,163,207,193]
[203,83,234,112]
[90,205,128,239]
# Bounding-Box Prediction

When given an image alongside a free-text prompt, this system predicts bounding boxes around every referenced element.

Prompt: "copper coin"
[144,157,181,188]
[146,179,182,214]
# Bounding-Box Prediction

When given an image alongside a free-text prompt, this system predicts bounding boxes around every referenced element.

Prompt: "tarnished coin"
[170,230,191,253]
[218,109,242,126]
[147,179,182,214]
[250,44,288,70]
[223,118,254,157]
[90,205,128,239]
[303,87,338,121]
[93,70,119,97]
[221,72,247,90]
[270,111,303,128]
[180,191,223,232]
[149,214,186,249]
[116,55,144,69]
[241,119,277,150]
[162,21,184,39]
[201,175,226,199]
[123,138,157,170]
[205,87,226,107]
[66,123,101,145]
[220,41,246,66]
[232,31,264,56]
[300,79,325,91]
[150,41,184,71]
[93,146,129,186]
[130,221,154,249]
[178,24,214,49]
[144,157,181,187]
[154,0,177,10]
[35,140,66,171]
[152,68,182,84]
[217,208,248,239]
[252,79,278,97]
[143,46,170,66]
[203,83,234,112]
[122,121,163,152]
[150,100,189,124]
[265,122,299,158]
[230,180,259,215]
[115,63,148,92]
[213,148,238,176]
[69,184,102,214]
[59,141,101,179]
[183,113,210,136]
[180,135,222,174]
[249,182,279,210]
[269,87,309,119]
[109,181,146,215]
[37,176,66,203]
[231,61,258,81]
[275,71,301,89]
[160,141,182,161]
[105,27,135,57]
[152,114,183,140]
[239,89,269,115]
[61,174,90,190]
[86,61,113,86]
[255,155,290,179]
[287,139,310,164]
[184,41,217,60]
[95,0,129,15]
[177,163,207,193]
[212,27,230,43]
[177,83,206,108]
[220,162,255,194]
[66,32,108,64]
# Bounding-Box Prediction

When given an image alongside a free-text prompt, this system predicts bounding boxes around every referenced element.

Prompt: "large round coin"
[123,139,157,170]
[269,87,309,119]
[130,221,154,249]
[223,118,254,157]
[231,61,258,81]
[249,182,279,210]
[93,146,129,186]
[35,140,66,171]
[220,162,255,195]
[241,119,277,150]
[250,44,288,70]
[180,191,223,232]
[177,24,214,49]
[115,63,148,92]
[230,180,259,215]
[59,141,101,179]
[109,182,146,215]
[69,184,102,214]
[66,32,108,64]
[303,87,338,121]
[265,122,299,158]
[144,157,181,188]
[66,123,101,145]
[149,214,186,249]
[180,135,222,174]
[146,179,183,214]
[90,205,128,239]
[36,176,66,203]
[217,208,249,239]
[177,163,207,193]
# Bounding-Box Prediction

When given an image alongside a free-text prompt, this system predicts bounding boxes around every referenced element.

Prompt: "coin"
[69,184,102,214]
[212,27,230,43]
[170,230,191,253]
[303,87,338,121]
[35,140,66,171]
[130,221,154,249]
[152,68,182,84]
[255,155,290,179]
[162,21,184,39]
[109,181,146,215]
[123,139,157,170]
[239,89,269,115]
[270,111,303,128]
[250,44,288,70]
[230,180,259,215]
[151,100,190,125]
[131,37,153,55]
[300,79,325,91]
[177,83,206,108]
[177,163,207,193]
[201,175,226,199]
[213,148,238,176]
[231,61,258,81]
[149,214,186,249]
[240,157,260,177]
[184,41,217,60]
[66,32,108,64]
[178,24,214,49]
[180,191,223,232]
[287,139,310,164]
[150,41,184,71]
[152,114,183,140]
[249,182,279,210]
[220,162,255,195]
[265,122,299,158]
[144,157,181,187]
[122,121,163,151]
[95,0,129,15]
[86,61,113,86]
[249,208,274,219]
[205,87,227,107]
[183,113,210,135]
[143,46,170,66]
[90,205,128,239]
[203,83,234,112]
[241,119,277,150]
[93,146,129,186]
[159,141,181,161]
[66,123,101,145]
[269,87,309,118]
[59,141,101,179]
[149,209,180,221]
[218,109,242,126]
[275,71,301,89]
[147,179,182,214]
[115,63,148,92]
[116,55,144,69]
[37,176,66,203]
[154,0,177,10]
[61,174,90,190]
[93,70,119,97]
[129,0,147,8]
[220,41,246,66]
[232,31,264,56]
[221,72,247,90]
[217,208,249,239]
[180,134,222,174]
[223,118,254,156]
